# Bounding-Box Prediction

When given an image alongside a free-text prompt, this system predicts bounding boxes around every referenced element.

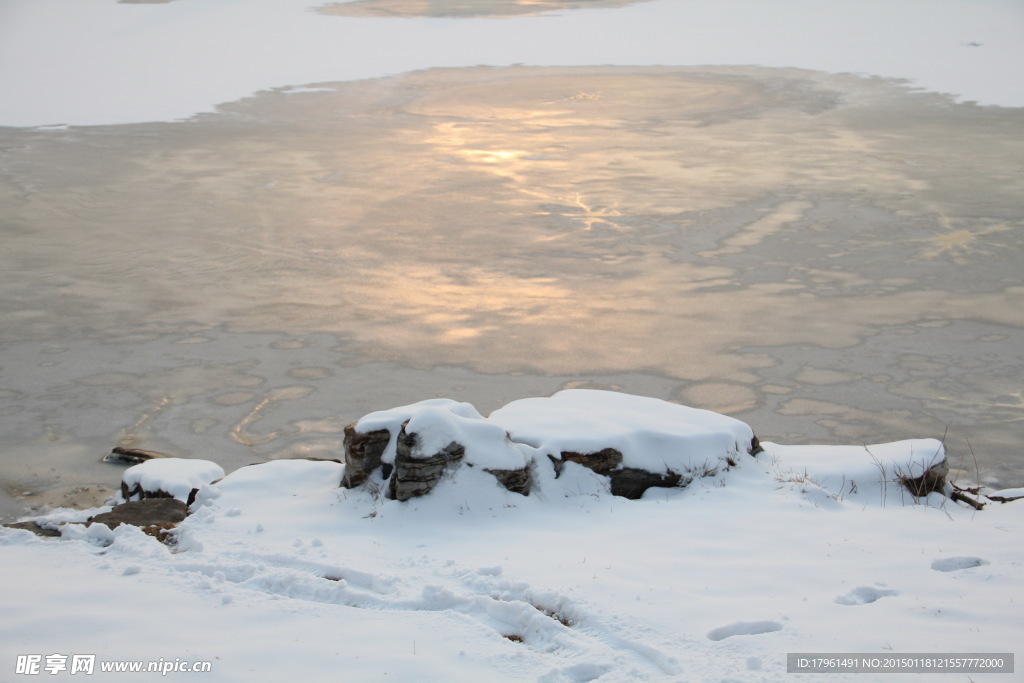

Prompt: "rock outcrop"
[388,424,467,502]
[342,399,534,500]
[87,498,189,541]
[899,456,950,497]
[102,446,170,465]
[491,390,758,500]
[341,426,390,488]
[609,468,686,499]
[343,390,760,501]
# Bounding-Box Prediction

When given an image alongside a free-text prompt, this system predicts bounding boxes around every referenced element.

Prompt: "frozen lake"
[1,0,1022,519]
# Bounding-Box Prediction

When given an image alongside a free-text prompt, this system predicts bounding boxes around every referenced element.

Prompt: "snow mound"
[762,439,948,504]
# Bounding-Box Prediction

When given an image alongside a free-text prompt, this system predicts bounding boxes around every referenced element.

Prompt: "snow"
[758,439,947,506]
[3,394,1022,681]
[121,458,225,502]
[1,0,1023,127]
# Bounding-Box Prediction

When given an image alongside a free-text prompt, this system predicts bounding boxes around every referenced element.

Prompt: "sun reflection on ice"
[917,223,1012,262]
[546,193,624,232]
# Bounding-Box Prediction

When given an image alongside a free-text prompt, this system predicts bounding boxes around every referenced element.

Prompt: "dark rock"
[485,466,532,495]
[121,479,206,507]
[342,419,531,499]
[749,436,763,456]
[342,426,391,488]
[103,446,170,465]
[986,492,1024,503]
[899,456,949,497]
[553,448,696,498]
[3,521,61,537]
[388,424,465,501]
[610,468,687,499]
[120,482,204,507]
[559,448,623,476]
[87,498,188,532]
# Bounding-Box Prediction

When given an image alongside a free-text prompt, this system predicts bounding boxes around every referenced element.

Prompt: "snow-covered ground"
[1,0,1023,126]
[3,391,1021,681]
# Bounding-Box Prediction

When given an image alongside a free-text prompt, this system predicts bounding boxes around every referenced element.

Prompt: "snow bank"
[763,439,949,505]
[3,431,1020,682]
[197,458,343,509]
[4,391,1020,681]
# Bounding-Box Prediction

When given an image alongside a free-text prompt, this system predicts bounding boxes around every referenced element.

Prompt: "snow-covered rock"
[343,390,760,501]
[490,389,759,498]
[120,458,225,504]
[344,399,534,501]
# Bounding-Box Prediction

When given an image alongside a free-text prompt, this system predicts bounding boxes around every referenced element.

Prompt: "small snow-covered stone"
[121,458,225,503]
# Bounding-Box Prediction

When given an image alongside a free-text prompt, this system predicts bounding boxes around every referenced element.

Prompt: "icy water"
[1,63,1022,520]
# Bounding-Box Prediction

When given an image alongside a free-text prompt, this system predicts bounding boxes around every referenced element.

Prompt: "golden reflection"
[317,0,655,19]
[547,193,624,232]
[459,149,524,163]
[917,223,1012,262]
[5,66,1022,384]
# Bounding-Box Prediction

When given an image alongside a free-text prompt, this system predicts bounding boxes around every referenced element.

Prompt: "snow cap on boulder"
[356,398,532,470]
[488,389,756,476]
[121,458,225,504]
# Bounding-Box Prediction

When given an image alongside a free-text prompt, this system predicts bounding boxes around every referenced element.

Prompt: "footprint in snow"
[539,662,610,683]
[706,620,782,641]
[835,586,900,605]
[931,557,988,572]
